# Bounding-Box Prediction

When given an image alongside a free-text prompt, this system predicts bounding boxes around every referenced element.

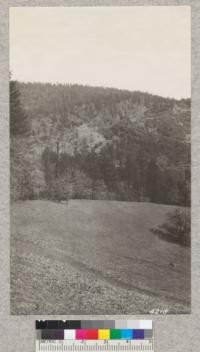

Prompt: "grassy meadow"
[10,200,190,315]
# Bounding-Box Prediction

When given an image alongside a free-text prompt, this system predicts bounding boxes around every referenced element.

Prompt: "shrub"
[150,208,190,247]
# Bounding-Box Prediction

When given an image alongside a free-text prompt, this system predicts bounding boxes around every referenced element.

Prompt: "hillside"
[11,200,190,314]
[11,81,191,205]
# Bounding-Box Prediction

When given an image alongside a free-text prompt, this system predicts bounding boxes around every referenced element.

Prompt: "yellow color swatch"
[98,329,110,340]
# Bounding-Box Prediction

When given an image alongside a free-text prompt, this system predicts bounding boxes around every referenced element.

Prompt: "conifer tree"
[10,80,29,136]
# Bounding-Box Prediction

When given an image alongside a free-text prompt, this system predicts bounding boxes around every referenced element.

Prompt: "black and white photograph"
[10,6,191,315]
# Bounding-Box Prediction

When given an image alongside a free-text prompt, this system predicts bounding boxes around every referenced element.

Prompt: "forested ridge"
[10,81,191,205]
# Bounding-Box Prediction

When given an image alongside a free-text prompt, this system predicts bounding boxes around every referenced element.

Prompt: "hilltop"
[11,82,190,205]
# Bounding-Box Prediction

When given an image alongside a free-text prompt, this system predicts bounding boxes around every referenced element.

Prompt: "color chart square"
[132,329,144,339]
[86,330,98,340]
[110,330,121,339]
[98,329,110,340]
[41,329,64,340]
[121,329,132,339]
[76,329,87,340]
[64,330,75,340]
[139,320,152,329]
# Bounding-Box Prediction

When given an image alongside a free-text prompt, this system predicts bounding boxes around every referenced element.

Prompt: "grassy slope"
[10,200,190,315]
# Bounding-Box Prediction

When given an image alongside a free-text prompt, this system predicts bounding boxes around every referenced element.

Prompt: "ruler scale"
[36,321,154,352]
[36,340,154,352]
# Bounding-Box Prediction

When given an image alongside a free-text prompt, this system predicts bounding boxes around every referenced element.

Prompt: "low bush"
[150,208,190,247]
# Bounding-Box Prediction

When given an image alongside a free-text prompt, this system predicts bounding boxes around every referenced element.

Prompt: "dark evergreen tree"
[146,158,159,203]
[10,80,30,136]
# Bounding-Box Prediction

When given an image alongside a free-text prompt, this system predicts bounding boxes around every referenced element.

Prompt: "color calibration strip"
[36,320,153,340]
[37,328,152,340]
[36,321,153,351]
[36,320,152,330]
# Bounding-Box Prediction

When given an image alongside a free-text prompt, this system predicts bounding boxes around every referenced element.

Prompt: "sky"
[9,6,191,99]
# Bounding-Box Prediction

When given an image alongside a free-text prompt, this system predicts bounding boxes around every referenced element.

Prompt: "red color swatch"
[86,330,98,339]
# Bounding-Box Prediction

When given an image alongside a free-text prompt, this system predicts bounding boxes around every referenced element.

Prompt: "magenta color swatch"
[76,329,87,340]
